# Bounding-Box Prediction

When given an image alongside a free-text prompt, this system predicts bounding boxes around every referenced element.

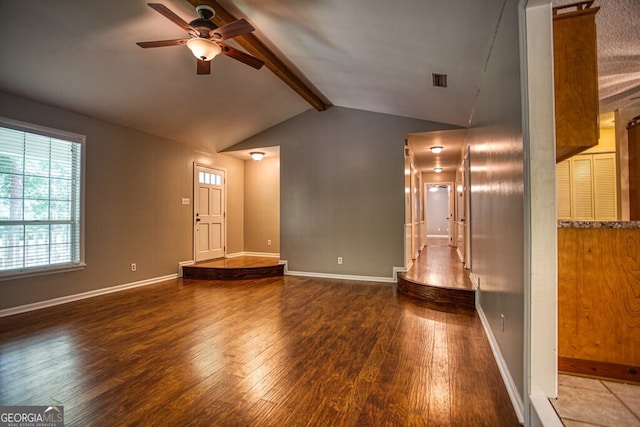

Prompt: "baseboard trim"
[178,260,195,277]
[0,273,178,318]
[393,266,407,282]
[285,270,396,284]
[529,391,563,427]
[477,304,525,424]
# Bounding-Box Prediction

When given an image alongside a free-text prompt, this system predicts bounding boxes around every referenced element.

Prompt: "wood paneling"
[558,228,640,374]
[0,276,519,426]
[553,2,600,162]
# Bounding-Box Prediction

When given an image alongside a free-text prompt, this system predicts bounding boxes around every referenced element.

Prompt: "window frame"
[0,117,86,281]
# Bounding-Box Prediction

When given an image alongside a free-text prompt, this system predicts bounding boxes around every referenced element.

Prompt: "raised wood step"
[397,273,475,310]
[183,256,284,280]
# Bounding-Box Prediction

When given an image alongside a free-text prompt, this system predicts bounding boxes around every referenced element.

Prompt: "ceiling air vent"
[432,73,447,88]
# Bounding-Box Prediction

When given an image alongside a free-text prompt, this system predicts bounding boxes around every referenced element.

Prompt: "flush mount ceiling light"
[250,152,265,161]
[428,186,440,192]
[434,167,443,173]
[430,146,444,154]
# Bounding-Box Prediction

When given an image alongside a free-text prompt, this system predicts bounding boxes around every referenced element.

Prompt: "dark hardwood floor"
[0,275,519,426]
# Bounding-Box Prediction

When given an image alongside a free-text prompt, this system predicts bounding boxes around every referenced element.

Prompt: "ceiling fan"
[136,3,264,75]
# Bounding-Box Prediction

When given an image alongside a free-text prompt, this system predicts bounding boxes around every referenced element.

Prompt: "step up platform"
[182,256,285,280]
[397,273,475,310]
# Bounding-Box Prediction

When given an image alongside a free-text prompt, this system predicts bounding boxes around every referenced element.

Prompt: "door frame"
[193,163,227,262]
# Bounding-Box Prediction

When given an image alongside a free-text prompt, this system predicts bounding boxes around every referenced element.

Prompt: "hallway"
[404,237,473,291]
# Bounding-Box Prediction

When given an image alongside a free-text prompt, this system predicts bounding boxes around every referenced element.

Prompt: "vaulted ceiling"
[0,0,637,173]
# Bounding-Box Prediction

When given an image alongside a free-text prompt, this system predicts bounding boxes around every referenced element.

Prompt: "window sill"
[0,263,87,282]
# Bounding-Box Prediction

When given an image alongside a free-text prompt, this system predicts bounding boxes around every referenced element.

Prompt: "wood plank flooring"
[0,275,519,426]
[403,237,473,291]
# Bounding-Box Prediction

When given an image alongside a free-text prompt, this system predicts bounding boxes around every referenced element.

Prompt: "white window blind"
[0,117,84,277]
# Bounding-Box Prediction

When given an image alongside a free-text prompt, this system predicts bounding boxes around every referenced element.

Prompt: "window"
[0,117,85,279]
[199,171,222,186]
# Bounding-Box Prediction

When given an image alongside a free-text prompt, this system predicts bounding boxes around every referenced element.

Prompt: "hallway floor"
[406,237,473,291]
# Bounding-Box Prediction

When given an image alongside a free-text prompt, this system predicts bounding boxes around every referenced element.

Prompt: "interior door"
[194,165,226,262]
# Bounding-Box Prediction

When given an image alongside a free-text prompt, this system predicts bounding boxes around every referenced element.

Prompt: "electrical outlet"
[267,240,272,246]
[337,257,343,265]
[131,263,137,272]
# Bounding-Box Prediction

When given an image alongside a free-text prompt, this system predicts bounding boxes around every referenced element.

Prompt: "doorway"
[194,164,226,262]
[425,182,454,246]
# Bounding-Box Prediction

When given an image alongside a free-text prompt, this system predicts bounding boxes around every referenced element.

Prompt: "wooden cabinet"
[558,226,640,382]
[553,1,600,163]
[629,116,640,220]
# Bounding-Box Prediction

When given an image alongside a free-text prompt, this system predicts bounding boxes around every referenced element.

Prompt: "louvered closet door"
[593,153,617,220]
[556,160,572,219]
[571,157,594,220]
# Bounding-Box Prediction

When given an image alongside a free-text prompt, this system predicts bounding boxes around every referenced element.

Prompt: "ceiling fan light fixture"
[186,38,221,61]
[430,146,444,154]
[250,152,265,161]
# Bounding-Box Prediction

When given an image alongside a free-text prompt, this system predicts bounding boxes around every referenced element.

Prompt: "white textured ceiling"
[553,0,640,113]
[0,0,637,173]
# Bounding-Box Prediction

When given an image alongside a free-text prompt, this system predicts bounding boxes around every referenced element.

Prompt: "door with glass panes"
[194,165,225,262]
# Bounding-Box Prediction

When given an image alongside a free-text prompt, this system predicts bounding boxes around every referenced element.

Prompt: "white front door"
[194,165,226,262]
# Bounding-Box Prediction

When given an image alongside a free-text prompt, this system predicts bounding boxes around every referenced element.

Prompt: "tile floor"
[551,374,640,426]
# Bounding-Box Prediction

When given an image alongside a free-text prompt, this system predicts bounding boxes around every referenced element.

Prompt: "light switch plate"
[181,198,190,205]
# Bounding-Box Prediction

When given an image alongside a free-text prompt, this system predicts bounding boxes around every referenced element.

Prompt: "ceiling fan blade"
[148,3,192,32]
[197,59,211,75]
[210,18,255,41]
[219,44,264,70]
[136,39,189,48]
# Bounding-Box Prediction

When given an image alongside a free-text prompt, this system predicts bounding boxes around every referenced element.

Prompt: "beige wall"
[464,0,525,402]
[226,107,458,278]
[244,157,279,254]
[0,91,244,309]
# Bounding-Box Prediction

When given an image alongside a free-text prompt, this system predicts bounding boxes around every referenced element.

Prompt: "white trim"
[0,263,86,282]
[226,251,280,258]
[285,270,396,284]
[477,302,525,424]
[426,234,448,238]
[469,272,480,290]
[0,273,178,318]
[393,266,407,281]
[178,260,195,277]
[405,260,414,273]
[529,391,563,427]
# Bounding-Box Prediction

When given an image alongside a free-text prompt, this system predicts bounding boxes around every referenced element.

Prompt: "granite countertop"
[558,220,640,229]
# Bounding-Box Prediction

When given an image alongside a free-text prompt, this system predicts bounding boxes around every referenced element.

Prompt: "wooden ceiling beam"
[184,0,331,112]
